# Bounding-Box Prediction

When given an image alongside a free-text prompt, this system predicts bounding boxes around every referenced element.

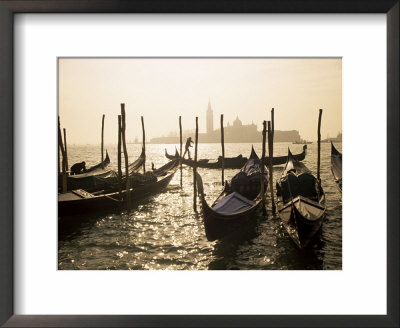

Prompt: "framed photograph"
[0,1,398,327]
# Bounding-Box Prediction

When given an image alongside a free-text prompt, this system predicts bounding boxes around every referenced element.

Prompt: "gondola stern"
[287,147,294,157]
[194,172,206,200]
[105,150,110,164]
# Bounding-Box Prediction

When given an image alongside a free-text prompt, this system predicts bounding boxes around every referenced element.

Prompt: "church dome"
[233,115,242,127]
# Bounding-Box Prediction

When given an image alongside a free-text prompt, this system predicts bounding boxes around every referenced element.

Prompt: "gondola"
[166,144,307,168]
[62,148,145,191]
[151,159,180,177]
[85,150,111,173]
[276,149,326,249]
[59,151,111,191]
[58,162,178,217]
[195,147,268,241]
[331,142,342,192]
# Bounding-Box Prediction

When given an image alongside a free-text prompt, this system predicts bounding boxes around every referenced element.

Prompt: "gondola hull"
[331,142,342,192]
[85,151,111,172]
[201,192,262,241]
[58,171,175,217]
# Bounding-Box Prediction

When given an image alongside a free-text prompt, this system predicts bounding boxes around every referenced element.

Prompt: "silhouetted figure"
[70,161,86,175]
[183,137,194,159]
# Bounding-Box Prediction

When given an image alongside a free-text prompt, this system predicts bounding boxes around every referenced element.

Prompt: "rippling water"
[58,142,342,270]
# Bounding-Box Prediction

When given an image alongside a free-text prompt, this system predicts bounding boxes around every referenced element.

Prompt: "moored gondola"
[195,147,268,241]
[85,150,111,173]
[58,164,177,217]
[166,145,307,169]
[152,159,180,177]
[331,142,342,192]
[276,149,326,249]
[62,148,145,191]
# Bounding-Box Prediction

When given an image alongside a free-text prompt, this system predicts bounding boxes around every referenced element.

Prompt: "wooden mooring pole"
[271,107,274,167]
[317,109,323,181]
[271,108,274,138]
[118,115,122,201]
[268,121,275,214]
[193,117,198,212]
[261,121,267,215]
[220,114,225,186]
[63,127,69,172]
[58,116,67,193]
[179,116,183,188]
[101,114,105,168]
[121,104,131,213]
[141,116,146,174]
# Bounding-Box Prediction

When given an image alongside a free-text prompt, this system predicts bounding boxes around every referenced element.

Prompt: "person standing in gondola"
[183,137,194,159]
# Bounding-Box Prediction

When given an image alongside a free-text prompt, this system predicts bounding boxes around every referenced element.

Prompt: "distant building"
[199,115,260,143]
[150,100,302,143]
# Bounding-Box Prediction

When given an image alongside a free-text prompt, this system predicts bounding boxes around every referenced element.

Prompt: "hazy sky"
[59,58,341,144]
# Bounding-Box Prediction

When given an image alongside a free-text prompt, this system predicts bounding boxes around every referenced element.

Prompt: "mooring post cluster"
[120,103,131,213]
[261,120,267,214]
[58,116,68,193]
[269,108,275,214]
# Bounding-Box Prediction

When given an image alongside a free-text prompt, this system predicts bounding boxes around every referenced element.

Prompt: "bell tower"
[206,99,214,134]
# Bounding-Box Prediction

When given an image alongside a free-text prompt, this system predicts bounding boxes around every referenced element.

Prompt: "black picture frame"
[0,1,398,327]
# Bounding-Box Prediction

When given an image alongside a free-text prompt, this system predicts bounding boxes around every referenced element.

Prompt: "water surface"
[58,142,342,270]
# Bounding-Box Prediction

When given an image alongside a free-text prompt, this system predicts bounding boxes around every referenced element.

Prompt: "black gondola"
[58,161,178,217]
[276,149,326,249]
[63,148,145,191]
[331,142,342,192]
[166,145,307,169]
[152,159,180,177]
[195,147,268,241]
[86,150,111,173]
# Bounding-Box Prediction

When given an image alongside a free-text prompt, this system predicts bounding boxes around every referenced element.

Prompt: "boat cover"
[278,172,318,203]
[230,147,267,200]
[212,192,255,214]
[129,171,157,186]
[294,198,324,221]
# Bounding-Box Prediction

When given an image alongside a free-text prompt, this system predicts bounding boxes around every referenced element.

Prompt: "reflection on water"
[58,142,342,270]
